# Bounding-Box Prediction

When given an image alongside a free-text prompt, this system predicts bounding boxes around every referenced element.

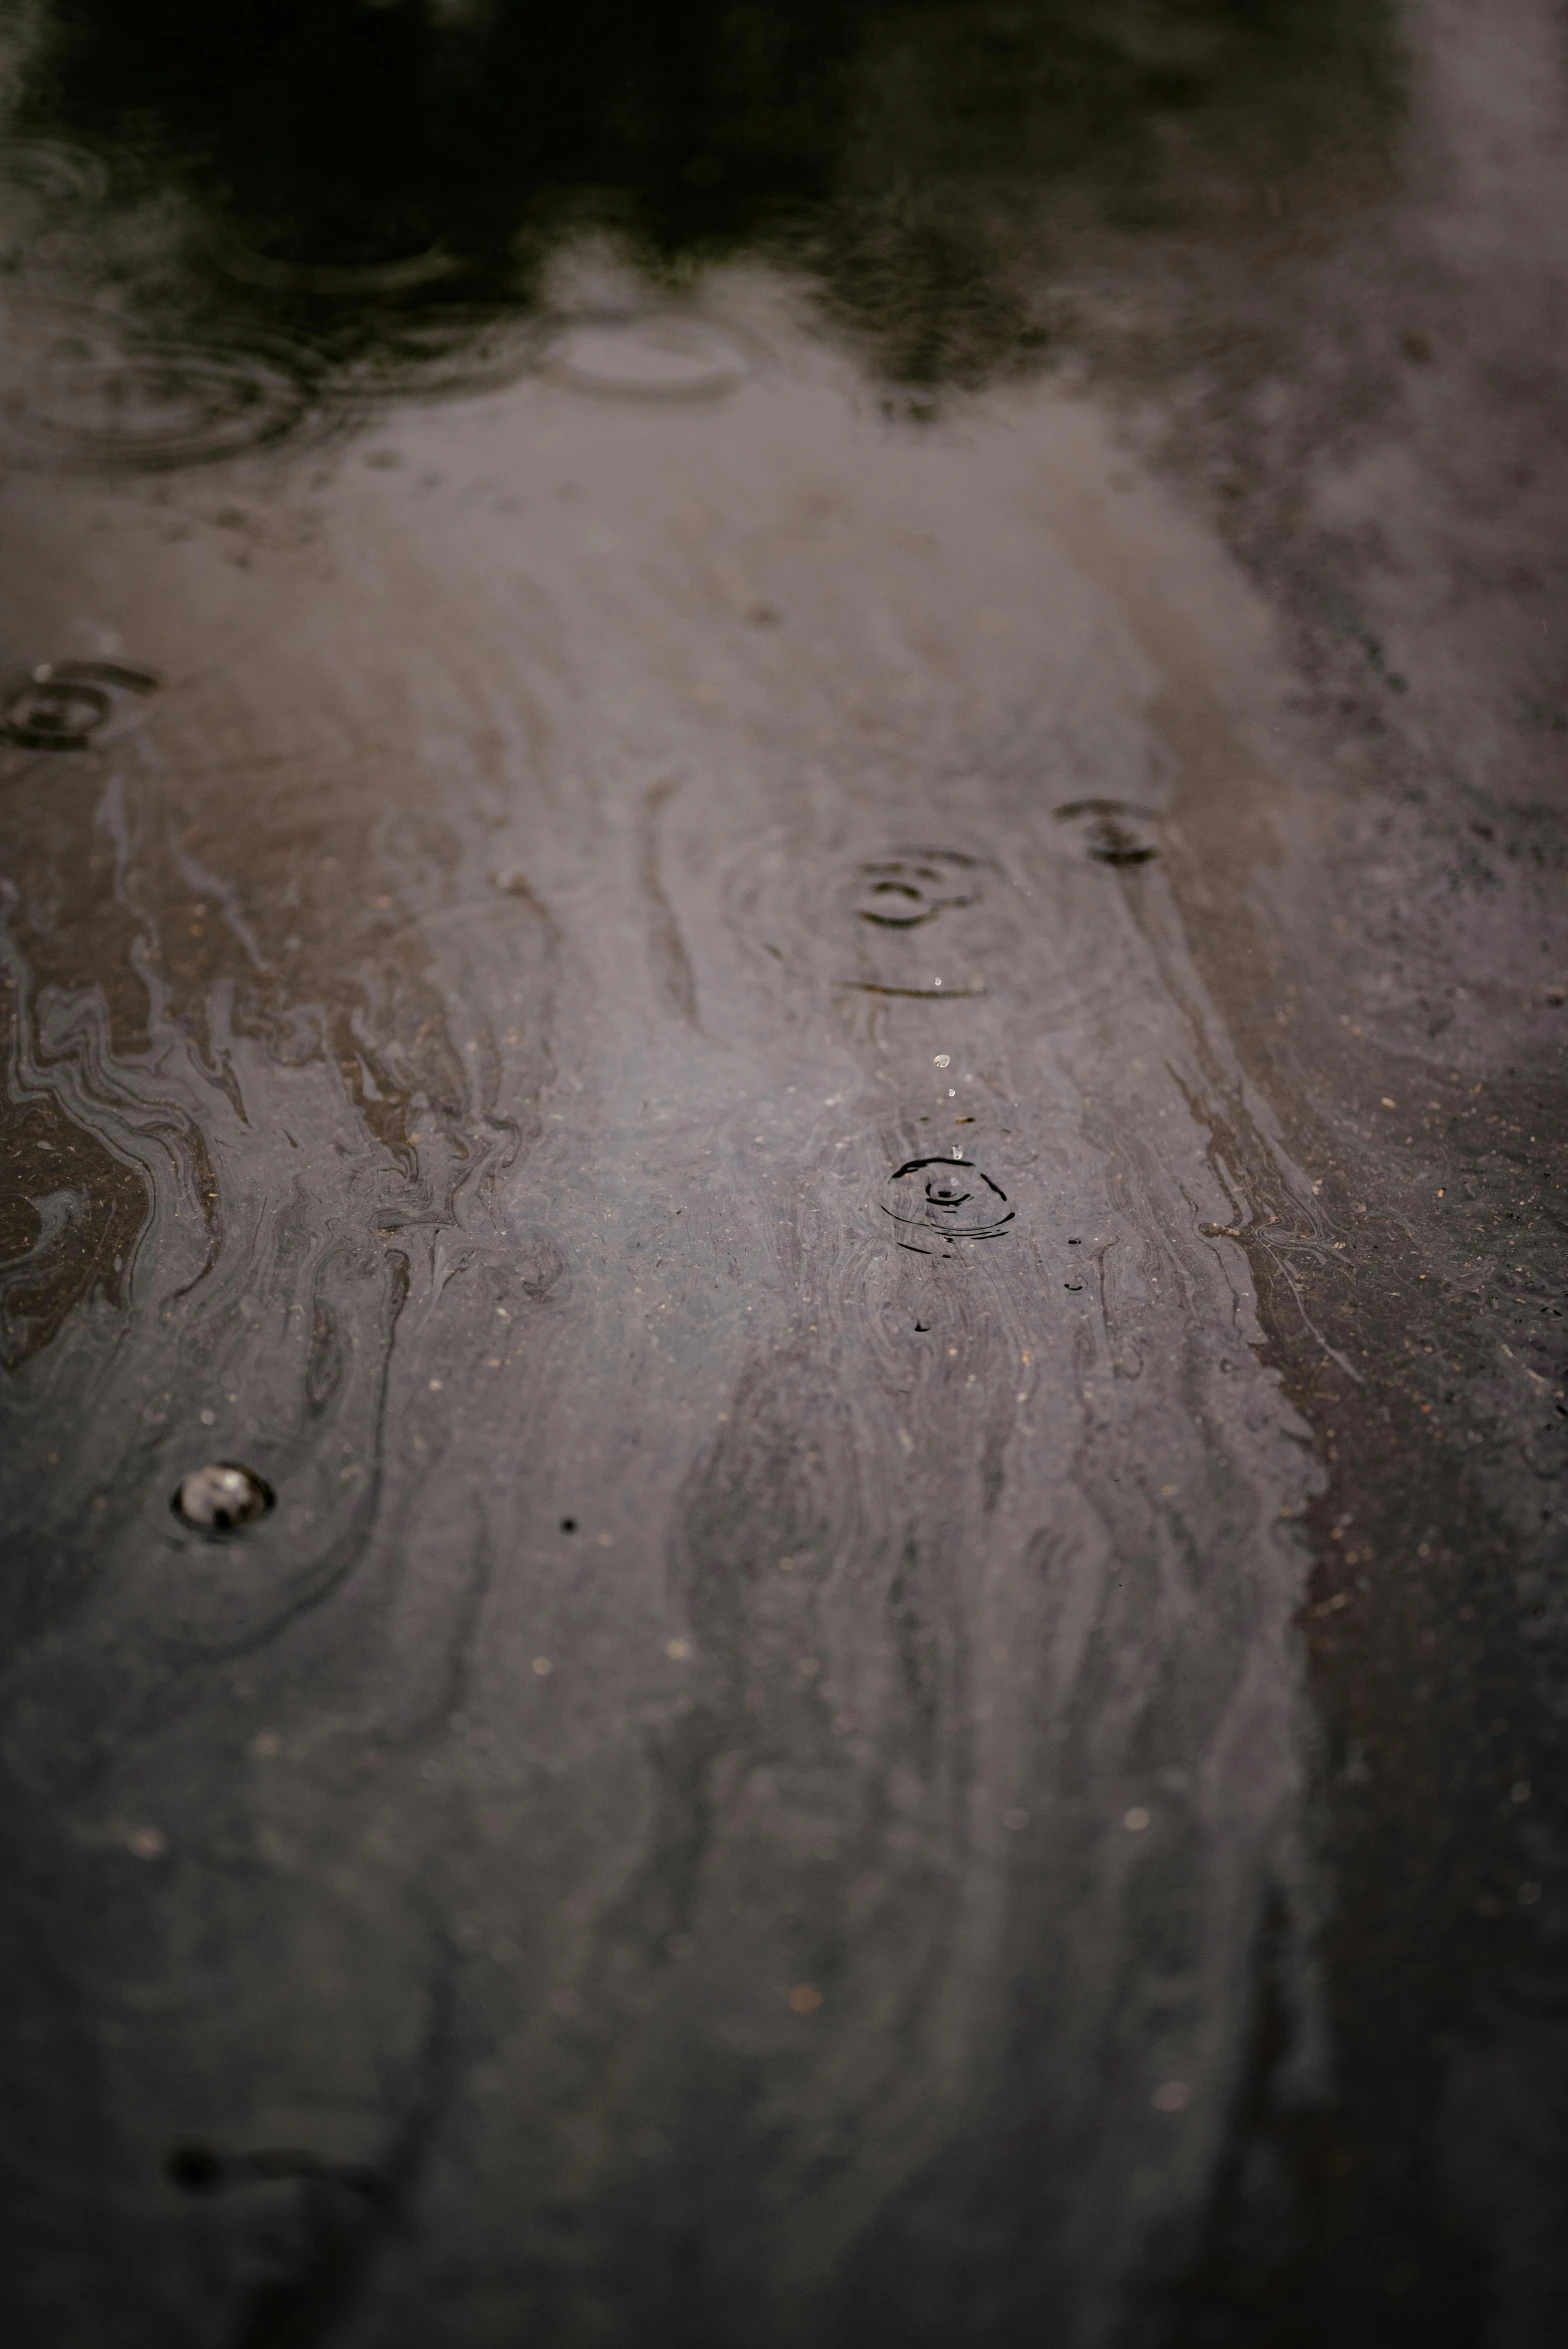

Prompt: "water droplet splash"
[882,1155,1014,1253]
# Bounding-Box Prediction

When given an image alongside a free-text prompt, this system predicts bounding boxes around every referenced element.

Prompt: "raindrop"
[171,1460,274,1533]
[1,659,157,751]
[1054,799,1159,866]
[540,314,750,402]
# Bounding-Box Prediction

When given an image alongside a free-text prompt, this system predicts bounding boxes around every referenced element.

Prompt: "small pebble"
[171,1461,273,1532]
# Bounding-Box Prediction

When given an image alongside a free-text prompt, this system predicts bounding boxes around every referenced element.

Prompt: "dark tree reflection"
[21,0,1401,391]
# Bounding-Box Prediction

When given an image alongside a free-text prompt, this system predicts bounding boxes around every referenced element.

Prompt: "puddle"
[1,3,1563,2345]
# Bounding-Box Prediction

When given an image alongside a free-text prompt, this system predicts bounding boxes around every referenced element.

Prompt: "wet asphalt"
[0,5,1565,2345]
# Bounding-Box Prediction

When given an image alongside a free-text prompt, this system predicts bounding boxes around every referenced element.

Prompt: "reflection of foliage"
[25,0,1400,391]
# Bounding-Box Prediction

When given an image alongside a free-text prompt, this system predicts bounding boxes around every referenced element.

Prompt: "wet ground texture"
[0,4,1565,2345]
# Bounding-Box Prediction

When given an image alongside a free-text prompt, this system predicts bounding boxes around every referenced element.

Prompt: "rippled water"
[1,6,1565,2347]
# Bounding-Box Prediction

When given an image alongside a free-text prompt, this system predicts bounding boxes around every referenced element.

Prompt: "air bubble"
[171,1461,274,1533]
[540,314,750,402]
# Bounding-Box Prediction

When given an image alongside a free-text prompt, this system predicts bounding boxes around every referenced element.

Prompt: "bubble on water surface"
[540,315,750,401]
[172,1461,275,1533]
[0,658,157,751]
[882,1156,1014,1254]
[1053,799,1159,865]
[0,313,320,471]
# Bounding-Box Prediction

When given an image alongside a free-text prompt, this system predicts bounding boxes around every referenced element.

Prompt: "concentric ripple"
[0,312,320,471]
[881,1155,1015,1254]
[839,847,996,996]
[723,836,1006,1000]
[850,851,984,930]
[333,306,546,407]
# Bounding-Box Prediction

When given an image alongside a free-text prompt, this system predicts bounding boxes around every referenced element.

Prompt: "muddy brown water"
[0,5,1565,2346]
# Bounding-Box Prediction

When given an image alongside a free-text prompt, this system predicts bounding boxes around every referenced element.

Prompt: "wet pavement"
[0,4,1564,2344]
